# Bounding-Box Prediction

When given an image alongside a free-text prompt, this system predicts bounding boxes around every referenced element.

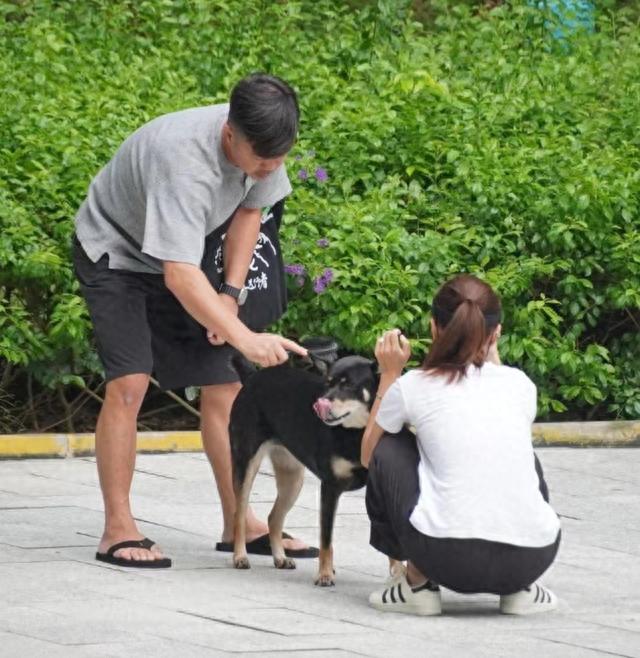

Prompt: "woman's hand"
[375,329,411,378]
[361,330,410,468]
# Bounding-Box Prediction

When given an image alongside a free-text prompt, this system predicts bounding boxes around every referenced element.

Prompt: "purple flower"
[298,168,308,181]
[312,267,334,294]
[313,277,327,294]
[296,276,305,287]
[295,154,302,161]
[307,149,316,157]
[284,264,306,276]
[321,267,334,283]
[316,238,329,248]
[314,167,328,182]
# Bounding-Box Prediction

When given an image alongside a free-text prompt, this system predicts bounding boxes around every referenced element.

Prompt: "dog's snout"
[313,397,333,421]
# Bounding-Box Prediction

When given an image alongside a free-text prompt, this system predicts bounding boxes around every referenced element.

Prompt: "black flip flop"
[95,537,172,568]
[215,532,319,558]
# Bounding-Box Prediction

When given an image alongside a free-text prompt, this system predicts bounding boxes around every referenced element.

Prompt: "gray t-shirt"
[74,104,292,274]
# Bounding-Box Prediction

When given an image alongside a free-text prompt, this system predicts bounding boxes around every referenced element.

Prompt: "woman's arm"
[360,329,411,467]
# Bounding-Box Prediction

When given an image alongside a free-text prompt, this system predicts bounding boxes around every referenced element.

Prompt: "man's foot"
[247,521,310,552]
[500,583,558,615]
[369,575,442,616]
[219,518,313,553]
[96,537,171,568]
[97,533,168,564]
[216,532,319,558]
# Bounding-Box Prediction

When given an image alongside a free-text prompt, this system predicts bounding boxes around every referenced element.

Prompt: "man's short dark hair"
[229,73,299,159]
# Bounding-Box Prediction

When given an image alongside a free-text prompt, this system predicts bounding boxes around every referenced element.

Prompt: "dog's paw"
[233,556,251,569]
[274,556,296,570]
[314,572,336,587]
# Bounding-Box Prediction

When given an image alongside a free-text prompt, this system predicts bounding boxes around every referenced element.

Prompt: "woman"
[361,274,561,616]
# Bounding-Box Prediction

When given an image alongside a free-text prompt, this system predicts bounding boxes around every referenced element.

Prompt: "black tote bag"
[201,199,288,331]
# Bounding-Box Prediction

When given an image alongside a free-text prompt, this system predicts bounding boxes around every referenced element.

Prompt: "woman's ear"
[491,323,502,343]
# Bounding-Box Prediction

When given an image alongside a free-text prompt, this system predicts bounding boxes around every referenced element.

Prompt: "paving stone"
[0,448,638,657]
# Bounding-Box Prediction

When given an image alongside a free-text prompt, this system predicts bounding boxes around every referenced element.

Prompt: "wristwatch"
[219,282,248,306]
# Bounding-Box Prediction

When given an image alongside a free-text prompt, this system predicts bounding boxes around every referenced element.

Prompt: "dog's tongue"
[313,397,332,421]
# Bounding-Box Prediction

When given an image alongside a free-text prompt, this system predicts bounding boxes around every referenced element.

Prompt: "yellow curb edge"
[0,431,204,459]
[0,421,638,458]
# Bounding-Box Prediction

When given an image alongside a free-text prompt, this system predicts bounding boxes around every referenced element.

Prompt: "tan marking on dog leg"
[233,442,271,569]
[315,545,335,587]
[331,456,355,479]
[269,446,304,570]
[389,558,406,580]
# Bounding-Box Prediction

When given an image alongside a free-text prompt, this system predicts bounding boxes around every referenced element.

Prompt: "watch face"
[238,287,248,306]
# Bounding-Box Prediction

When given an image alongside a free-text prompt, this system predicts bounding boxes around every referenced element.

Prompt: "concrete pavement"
[0,448,639,657]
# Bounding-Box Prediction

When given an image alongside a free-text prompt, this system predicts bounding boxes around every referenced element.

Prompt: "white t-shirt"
[376,363,560,548]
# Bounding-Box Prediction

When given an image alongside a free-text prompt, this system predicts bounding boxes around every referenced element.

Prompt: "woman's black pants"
[365,431,561,595]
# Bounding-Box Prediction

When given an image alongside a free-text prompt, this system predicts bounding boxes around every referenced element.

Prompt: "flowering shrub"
[1,0,639,425]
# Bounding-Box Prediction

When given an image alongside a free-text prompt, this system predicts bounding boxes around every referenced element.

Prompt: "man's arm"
[163,262,305,366]
[222,206,262,288]
[207,206,261,345]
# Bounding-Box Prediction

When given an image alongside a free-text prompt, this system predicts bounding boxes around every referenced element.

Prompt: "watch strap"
[219,282,242,300]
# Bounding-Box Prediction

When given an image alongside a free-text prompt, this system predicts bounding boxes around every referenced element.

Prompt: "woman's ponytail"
[422,276,501,382]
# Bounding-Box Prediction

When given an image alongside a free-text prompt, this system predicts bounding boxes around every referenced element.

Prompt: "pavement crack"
[133,467,177,480]
[176,609,287,636]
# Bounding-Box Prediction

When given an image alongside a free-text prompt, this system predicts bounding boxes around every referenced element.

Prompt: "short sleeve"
[142,173,210,265]
[376,379,408,434]
[241,164,292,209]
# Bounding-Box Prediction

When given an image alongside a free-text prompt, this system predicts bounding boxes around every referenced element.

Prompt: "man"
[73,74,312,567]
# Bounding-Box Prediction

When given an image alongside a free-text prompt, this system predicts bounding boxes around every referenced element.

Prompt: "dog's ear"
[312,356,329,376]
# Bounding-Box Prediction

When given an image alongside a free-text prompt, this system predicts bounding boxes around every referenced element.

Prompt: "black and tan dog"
[230,355,376,586]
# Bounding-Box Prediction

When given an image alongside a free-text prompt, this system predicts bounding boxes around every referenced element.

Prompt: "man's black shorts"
[72,236,245,390]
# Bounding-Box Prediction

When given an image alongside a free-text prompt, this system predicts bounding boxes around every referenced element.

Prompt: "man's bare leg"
[96,374,165,562]
[200,382,310,550]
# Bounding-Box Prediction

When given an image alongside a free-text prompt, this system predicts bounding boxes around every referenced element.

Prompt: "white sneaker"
[369,576,442,616]
[500,583,558,615]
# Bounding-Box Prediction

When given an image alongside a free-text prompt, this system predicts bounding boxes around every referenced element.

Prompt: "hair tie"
[432,303,501,326]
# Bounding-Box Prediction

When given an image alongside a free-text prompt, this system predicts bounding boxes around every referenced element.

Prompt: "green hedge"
[1,0,639,421]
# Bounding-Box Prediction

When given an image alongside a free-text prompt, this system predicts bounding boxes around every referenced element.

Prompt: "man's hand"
[207,295,238,346]
[236,333,307,368]
[162,261,305,368]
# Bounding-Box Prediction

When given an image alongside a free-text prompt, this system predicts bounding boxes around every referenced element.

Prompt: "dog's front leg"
[315,482,341,586]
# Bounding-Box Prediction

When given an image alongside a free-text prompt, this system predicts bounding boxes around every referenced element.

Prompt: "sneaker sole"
[369,601,442,616]
[500,602,558,615]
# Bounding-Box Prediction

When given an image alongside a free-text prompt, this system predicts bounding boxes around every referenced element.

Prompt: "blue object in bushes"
[533,0,595,42]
